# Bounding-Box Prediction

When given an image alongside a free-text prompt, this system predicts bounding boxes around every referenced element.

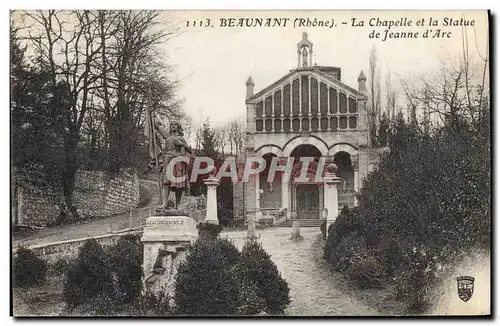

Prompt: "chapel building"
[232,32,384,225]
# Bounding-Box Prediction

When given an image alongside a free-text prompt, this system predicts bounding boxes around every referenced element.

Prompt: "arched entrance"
[290,144,323,219]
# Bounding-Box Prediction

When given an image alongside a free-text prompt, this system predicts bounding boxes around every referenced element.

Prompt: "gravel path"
[223,227,384,316]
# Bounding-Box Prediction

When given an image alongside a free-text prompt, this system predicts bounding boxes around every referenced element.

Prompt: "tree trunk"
[61,131,79,222]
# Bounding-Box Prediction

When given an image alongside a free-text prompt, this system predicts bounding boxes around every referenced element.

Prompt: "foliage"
[197,118,217,158]
[72,289,172,316]
[197,221,223,240]
[63,239,114,308]
[49,257,73,277]
[127,290,173,316]
[13,247,48,288]
[325,112,490,312]
[11,11,183,222]
[108,234,143,303]
[238,240,290,315]
[236,278,266,316]
[173,237,291,316]
[173,238,241,315]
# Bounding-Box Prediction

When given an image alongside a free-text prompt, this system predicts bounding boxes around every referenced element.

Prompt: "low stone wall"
[17,231,143,264]
[14,169,140,227]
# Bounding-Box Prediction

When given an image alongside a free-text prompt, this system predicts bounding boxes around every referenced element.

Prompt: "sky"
[161,10,489,126]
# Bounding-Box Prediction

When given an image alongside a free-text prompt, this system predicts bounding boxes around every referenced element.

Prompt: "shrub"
[236,279,266,316]
[393,249,437,313]
[13,247,47,288]
[320,220,326,238]
[49,257,73,277]
[63,239,114,308]
[108,234,143,303]
[345,251,384,288]
[238,240,290,315]
[173,238,241,316]
[127,290,172,316]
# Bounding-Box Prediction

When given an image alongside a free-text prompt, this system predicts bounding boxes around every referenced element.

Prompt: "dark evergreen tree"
[238,240,290,315]
[173,238,241,316]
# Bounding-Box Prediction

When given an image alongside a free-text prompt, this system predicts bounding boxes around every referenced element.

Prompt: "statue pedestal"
[141,214,197,297]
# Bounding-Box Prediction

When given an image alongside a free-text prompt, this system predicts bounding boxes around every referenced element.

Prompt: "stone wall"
[73,169,140,219]
[14,169,140,227]
[15,184,62,227]
[232,182,245,223]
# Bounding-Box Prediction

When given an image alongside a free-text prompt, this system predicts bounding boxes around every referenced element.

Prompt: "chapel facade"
[232,32,383,224]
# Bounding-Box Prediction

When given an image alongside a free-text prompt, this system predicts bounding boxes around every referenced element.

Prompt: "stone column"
[247,211,258,240]
[323,169,342,235]
[308,76,311,116]
[281,176,289,218]
[203,177,220,224]
[352,155,359,206]
[299,76,302,117]
[280,87,284,117]
[255,174,261,215]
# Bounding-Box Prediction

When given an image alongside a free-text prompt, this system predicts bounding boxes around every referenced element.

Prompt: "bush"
[127,290,172,316]
[173,238,241,315]
[108,234,143,303]
[324,115,490,312]
[63,239,114,308]
[13,247,47,288]
[238,240,290,315]
[345,251,384,288]
[237,279,266,316]
[393,249,437,313]
[49,257,73,277]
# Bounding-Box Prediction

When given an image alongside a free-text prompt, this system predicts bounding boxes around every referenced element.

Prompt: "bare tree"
[180,115,194,147]
[385,71,397,121]
[368,46,382,145]
[214,126,228,155]
[18,9,182,219]
[227,118,246,155]
[399,26,489,131]
[21,10,103,219]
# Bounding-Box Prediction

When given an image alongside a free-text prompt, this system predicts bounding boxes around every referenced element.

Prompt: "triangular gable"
[246,67,366,103]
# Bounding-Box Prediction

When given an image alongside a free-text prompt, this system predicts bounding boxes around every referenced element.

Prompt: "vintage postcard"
[10,10,490,317]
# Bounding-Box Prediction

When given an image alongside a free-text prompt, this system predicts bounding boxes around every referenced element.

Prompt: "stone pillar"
[323,169,342,234]
[255,174,261,215]
[203,177,220,224]
[299,76,302,117]
[281,179,290,218]
[352,155,359,206]
[290,220,303,240]
[308,76,311,116]
[247,211,258,240]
